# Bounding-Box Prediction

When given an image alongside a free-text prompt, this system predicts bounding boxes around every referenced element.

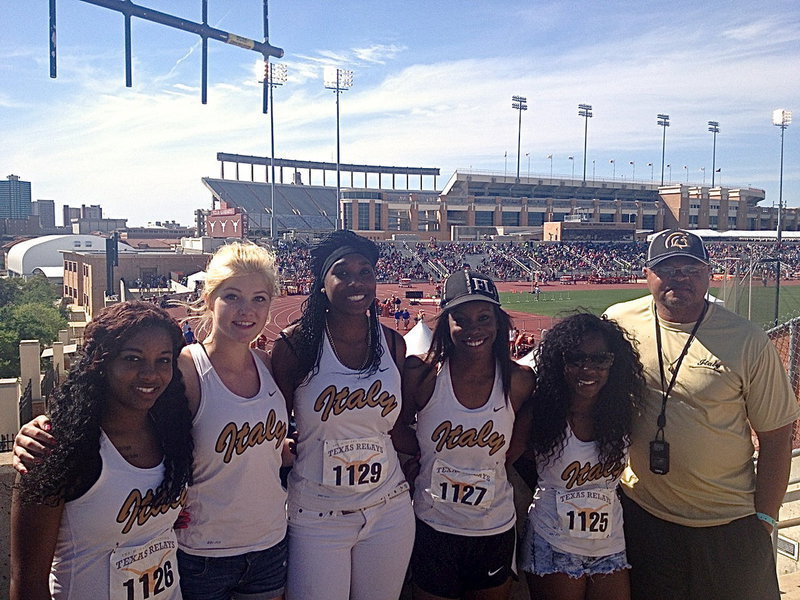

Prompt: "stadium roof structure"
[441,170,663,203]
[216,153,440,190]
[441,171,767,207]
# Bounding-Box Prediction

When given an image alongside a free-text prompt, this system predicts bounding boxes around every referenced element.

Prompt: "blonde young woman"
[13,242,291,600]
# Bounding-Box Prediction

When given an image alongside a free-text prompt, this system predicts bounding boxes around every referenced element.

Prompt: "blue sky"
[1,1,798,226]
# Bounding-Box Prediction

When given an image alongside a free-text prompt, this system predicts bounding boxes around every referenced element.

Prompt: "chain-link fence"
[767,319,800,448]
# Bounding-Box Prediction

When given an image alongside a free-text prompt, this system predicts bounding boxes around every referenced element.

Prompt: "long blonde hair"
[189,242,280,340]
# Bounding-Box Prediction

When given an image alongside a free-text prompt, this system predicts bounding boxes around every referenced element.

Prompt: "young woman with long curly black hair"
[520,313,645,600]
[394,270,535,600]
[271,230,414,600]
[13,242,291,600]
[11,301,193,600]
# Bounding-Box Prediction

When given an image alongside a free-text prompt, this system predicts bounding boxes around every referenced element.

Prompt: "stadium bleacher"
[271,239,800,285]
[203,178,337,232]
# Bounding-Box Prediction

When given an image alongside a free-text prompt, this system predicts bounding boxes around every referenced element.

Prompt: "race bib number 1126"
[110,532,179,599]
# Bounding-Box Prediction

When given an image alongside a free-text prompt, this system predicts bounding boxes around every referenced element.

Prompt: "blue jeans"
[177,537,288,600]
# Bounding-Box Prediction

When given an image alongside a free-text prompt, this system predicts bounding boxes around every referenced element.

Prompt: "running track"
[258,280,653,350]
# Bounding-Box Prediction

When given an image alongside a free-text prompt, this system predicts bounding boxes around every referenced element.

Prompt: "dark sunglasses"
[650,264,708,279]
[564,351,615,369]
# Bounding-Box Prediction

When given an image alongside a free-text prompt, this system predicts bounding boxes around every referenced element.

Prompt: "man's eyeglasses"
[564,352,615,369]
[650,264,708,279]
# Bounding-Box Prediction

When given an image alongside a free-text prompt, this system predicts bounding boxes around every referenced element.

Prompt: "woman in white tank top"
[272,230,414,600]
[174,241,290,600]
[520,313,645,600]
[13,243,292,600]
[11,302,193,600]
[394,271,535,600]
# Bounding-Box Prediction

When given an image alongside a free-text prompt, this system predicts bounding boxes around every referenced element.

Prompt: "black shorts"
[410,519,516,599]
[621,492,779,600]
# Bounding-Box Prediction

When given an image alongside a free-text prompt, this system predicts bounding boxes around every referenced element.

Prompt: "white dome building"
[6,235,126,279]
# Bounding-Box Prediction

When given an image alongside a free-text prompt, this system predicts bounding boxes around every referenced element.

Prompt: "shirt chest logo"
[314,380,398,421]
[431,420,506,456]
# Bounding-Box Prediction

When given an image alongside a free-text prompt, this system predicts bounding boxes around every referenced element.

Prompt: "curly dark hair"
[426,300,514,398]
[290,230,383,385]
[530,312,645,470]
[18,302,194,506]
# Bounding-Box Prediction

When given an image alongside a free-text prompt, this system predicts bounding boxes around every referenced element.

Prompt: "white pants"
[286,491,415,600]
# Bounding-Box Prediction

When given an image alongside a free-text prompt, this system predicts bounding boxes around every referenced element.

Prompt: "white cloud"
[353,44,406,64]
[2,1,799,223]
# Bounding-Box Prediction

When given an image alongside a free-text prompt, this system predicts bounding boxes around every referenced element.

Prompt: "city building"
[62,205,81,227]
[5,234,122,280]
[30,199,56,228]
[61,248,208,318]
[0,174,32,220]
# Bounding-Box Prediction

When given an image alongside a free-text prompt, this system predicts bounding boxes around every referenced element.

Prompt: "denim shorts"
[522,529,630,579]
[177,536,288,600]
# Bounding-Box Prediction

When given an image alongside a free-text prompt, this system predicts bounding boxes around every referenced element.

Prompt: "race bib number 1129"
[323,436,388,490]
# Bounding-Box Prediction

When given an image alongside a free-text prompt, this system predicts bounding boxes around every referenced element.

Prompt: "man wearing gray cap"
[605,229,799,599]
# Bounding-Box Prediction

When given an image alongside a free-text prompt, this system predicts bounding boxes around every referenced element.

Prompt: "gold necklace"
[326,321,371,370]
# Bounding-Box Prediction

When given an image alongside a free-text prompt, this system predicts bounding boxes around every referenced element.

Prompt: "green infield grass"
[500,283,800,329]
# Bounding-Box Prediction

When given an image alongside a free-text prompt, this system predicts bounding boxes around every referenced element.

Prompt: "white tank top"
[289,325,406,511]
[50,432,185,600]
[178,343,288,556]
[532,427,626,556]
[413,360,516,536]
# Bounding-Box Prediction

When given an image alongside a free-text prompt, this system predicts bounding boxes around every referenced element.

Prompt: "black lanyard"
[653,300,708,441]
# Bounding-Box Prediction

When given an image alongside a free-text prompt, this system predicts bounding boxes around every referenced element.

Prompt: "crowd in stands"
[132,274,171,291]
[265,238,800,286]
[377,245,430,282]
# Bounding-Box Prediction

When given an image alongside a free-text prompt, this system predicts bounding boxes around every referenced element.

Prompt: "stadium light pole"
[648,162,653,180]
[578,104,593,183]
[547,154,553,178]
[683,165,688,182]
[324,66,354,230]
[609,159,615,180]
[629,161,635,181]
[265,61,287,239]
[708,121,720,186]
[657,113,670,185]
[569,156,574,179]
[772,108,792,326]
[700,167,706,185]
[667,164,672,183]
[512,96,527,179]
[526,152,531,177]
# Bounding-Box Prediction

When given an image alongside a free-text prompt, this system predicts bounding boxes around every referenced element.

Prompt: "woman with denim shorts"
[521,313,645,600]
[272,230,415,600]
[174,242,290,600]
